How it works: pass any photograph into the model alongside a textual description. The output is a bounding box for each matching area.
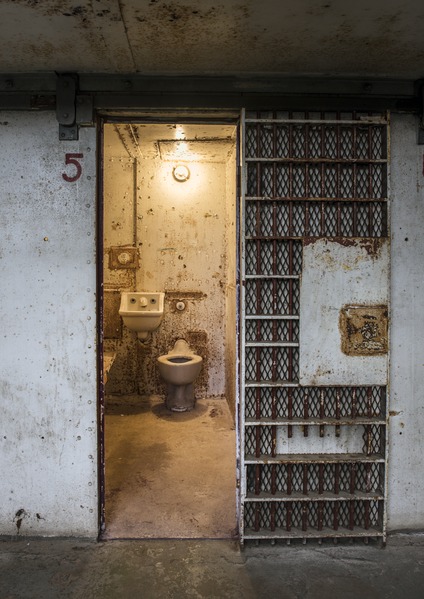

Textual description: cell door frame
[96,110,244,539]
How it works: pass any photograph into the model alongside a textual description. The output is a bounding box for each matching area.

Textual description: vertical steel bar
[271,424,277,458]
[270,502,276,532]
[364,501,370,530]
[337,161,341,204]
[333,502,339,531]
[366,424,373,456]
[367,387,373,417]
[273,123,277,198]
[335,388,341,437]
[288,201,293,236]
[287,463,292,495]
[271,387,277,420]
[303,463,308,495]
[318,502,324,531]
[319,388,325,437]
[337,201,342,236]
[318,463,324,494]
[255,387,261,419]
[288,388,293,438]
[255,425,261,459]
[254,464,261,495]
[352,124,357,161]
[271,464,277,495]
[257,161,261,197]
[254,503,261,532]
[336,120,341,160]
[286,501,292,531]
[303,390,309,437]
[302,504,308,532]
[352,163,357,200]
[334,463,340,495]
[256,118,261,160]
[305,194,310,235]
[256,199,261,237]
[349,500,355,530]
[273,239,277,275]
[350,463,356,494]
[351,387,357,419]
[288,117,293,199]
[320,121,325,205]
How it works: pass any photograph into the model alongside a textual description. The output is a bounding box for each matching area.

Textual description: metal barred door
[240,110,389,543]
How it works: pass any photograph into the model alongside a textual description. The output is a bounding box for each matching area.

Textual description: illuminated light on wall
[172,164,190,182]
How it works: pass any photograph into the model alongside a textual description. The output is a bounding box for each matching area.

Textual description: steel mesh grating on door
[240,110,389,543]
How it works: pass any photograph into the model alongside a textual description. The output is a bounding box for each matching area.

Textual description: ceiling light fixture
[173,164,190,182]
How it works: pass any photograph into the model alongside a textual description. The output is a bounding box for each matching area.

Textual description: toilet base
[165,382,195,412]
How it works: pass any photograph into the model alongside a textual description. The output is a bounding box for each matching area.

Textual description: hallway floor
[1,536,424,598]
[104,395,237,539]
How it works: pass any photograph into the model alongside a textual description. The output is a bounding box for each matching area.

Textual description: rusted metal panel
[340,304,388,356]
[108,245,139,269]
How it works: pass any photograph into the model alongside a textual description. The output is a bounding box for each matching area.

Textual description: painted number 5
[62,153,83,182]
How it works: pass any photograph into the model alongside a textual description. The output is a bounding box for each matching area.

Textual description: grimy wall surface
[388,114,424,530]
[0,113,98,536]
[0,111,423,536]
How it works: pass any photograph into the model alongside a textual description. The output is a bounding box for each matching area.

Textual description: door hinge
[56,73,93,141]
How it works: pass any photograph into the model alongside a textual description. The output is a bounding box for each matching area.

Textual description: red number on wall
[62,153,84,182]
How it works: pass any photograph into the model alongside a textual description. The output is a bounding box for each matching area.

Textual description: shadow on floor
[104,395,237,540]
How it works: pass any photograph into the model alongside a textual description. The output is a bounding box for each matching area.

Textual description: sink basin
[119,292,165,339]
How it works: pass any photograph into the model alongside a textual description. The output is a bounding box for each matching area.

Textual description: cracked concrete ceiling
[0,0,423,79]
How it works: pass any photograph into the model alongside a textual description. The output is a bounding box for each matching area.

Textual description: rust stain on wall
[303,237,385,258]
[109,246,139,270]
[103,290,122,339]
[340,304,388,356]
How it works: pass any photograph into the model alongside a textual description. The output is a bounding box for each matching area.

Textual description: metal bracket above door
[56,73,94,140]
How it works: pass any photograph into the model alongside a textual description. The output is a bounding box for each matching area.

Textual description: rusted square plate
[340,305,388,356]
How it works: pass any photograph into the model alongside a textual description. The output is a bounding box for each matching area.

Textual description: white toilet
[157,339,203,412]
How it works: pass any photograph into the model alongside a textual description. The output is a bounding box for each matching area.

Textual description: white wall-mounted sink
[119,292,165,339]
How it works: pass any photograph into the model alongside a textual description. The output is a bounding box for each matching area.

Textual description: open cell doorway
[99,115,240,539]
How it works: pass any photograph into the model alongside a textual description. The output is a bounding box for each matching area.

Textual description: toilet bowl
[157,339,203,412]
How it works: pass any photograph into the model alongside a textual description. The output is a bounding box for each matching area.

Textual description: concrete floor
[104,395,237,539]
[1,536,424,598]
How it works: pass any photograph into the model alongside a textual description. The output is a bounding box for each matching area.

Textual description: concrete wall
[388,113,424,530]
[0,113,98,537]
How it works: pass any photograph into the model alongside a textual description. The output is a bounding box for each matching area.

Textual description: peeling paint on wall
[300,237,389,386]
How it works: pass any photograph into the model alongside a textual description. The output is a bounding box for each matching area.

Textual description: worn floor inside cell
[104,395,237,539]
